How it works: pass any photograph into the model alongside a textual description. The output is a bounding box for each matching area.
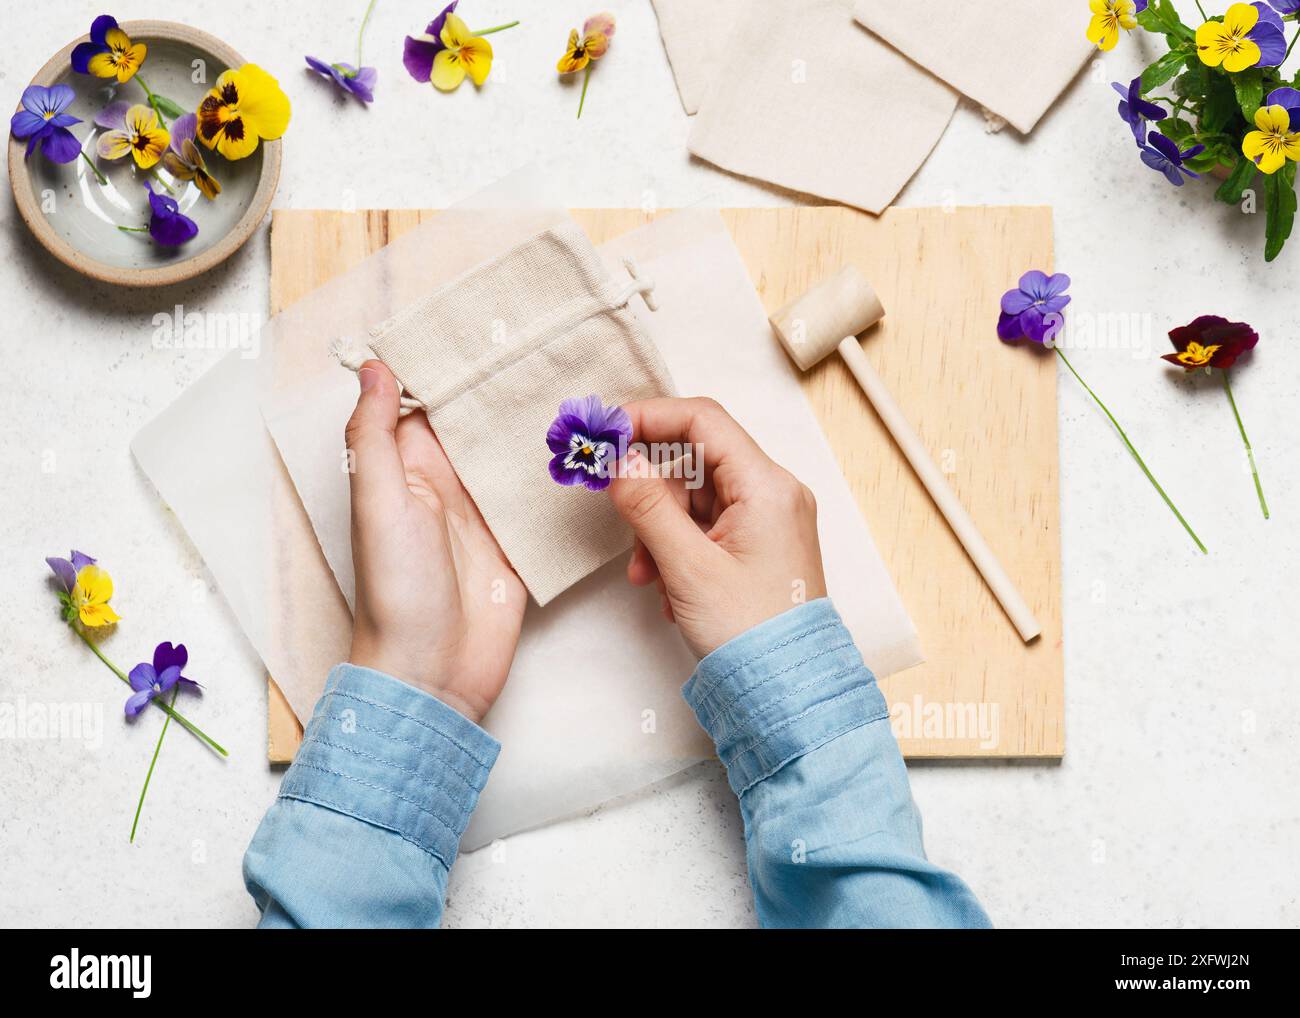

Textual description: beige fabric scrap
[854,0,1095,134]
[684,0,958,214]
[368,222,675,606]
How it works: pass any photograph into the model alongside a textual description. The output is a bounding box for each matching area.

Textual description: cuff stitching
[277,791,454,869]
[289,761,466,842]
[320,714,485,796]
[730,711,886,797]
[326,689,495,770]
[699,618,841,694]
[309,737,476,818]
[736,664,865,730]
[708,640,854,719]
[728,682,888,760]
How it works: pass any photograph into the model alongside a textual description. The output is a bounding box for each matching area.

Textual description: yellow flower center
[1176,341,1221,367]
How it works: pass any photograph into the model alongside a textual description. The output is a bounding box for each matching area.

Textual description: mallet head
[769,266,886,372]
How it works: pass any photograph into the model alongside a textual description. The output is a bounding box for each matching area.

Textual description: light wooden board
[267,206,1063,762]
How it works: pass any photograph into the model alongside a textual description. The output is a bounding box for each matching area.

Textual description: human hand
[345,360,526,724]
[608,398,827,659]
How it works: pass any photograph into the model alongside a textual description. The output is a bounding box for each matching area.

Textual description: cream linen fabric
[367,221,675,606]
[684,0,958,214]
[854,0,1094,134]
[650,0,741,114]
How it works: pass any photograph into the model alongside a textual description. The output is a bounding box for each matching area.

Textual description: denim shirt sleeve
[243,664,498,928]
[684,598,991,929]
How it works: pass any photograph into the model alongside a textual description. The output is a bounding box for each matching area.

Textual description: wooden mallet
[770,266,1041,643]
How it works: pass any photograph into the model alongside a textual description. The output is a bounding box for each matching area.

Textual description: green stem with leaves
[1054,347,1207,553]
[130,686,176,842]
[1222,370,1269,519]
[72,624,228,756]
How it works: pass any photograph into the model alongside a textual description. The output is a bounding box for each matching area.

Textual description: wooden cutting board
[267,206,1063,761]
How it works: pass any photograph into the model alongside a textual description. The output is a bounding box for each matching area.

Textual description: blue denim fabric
[245,599,989,928]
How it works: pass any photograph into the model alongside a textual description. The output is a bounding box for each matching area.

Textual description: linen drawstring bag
[366,220,675,606]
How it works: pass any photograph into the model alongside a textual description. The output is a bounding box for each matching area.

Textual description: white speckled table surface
[2,1,1296,929]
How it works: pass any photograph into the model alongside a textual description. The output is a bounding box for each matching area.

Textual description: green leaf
[1174,63,1209,99]
[1157,117,1195,142]
[153,94,188,119]
[1263,164,1297,262]
[1141,0,1196,41]
[1141,49,1192,91]
[1201,75,1240,133]
[1233,68,1263,120]
[1215,153,1257,205]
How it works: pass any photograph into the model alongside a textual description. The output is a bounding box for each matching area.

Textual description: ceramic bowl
[7,20,281,287]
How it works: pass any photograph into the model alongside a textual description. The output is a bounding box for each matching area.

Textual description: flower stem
[117,225,149,233]
[1222,370,1269,519]
[146,167,175,195]
[578,64,592,119]
[1284,27,1300,65]
[357,0,378,68]
[79,150,109,186]
[134,73,169,126]
[130,686,175,843]
[1194,1,1208,21]
[1054,347,1207,554]
[72,624,229,756]
[473,21,521,36]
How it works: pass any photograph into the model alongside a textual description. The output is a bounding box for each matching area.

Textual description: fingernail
[358,367,379,392]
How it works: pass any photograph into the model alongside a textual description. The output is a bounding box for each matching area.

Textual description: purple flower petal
[125,689,155,717]
[1018,307,1049,344]
[71,41,104,75]
[1251,23,1287,67]
[70,550,96,571]
[1146,132,1181,163]
[128,663,158,693]
[153,641,188,674]
[581,471,613,492]
[10,109,46,139]
[150,208,200,246]
[95,101,131,131]
[996,311,1024,342]
[1000,287,1034,315]
[46,83,76,115]
[89,14,118,47]
[46,556,77,593]
[39,126,83,164]
[168,112,197,154]
[1265,87,1300,121]
[547,412,584,453]
[549,451,582,484]
[403,1,459,82]
[1017,270,1051,300]
[1041,294,1072,315]
[156,665,182,693]
[1040,273,1071,299]
[305,55,335,76]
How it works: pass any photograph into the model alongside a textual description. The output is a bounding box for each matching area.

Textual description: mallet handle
[836,337,1042,643]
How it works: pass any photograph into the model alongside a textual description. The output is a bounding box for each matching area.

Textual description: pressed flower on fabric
[996,271,1071,344]
[547,395,632,491]
[10,85,83,164]
[71,14,146,84]
[1162,316,1268,518]
[558,12,616,118]
[1141,132,1205,186]
[1243,104,1300,175]
[95,102,169,169]
[197,64,291,160]
[1087,0,1148,52]
[161,113,221,199]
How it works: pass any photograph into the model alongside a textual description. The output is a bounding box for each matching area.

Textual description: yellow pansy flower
[1087,0,1139,52]
[557,13,616,73]
[1242,104,1300,175]
[1196,3,1262,72]
[431,14,494,91]
[72,565,121,628]
[197,64,291,161]
[95,103,170,170]
[72,15,147,84]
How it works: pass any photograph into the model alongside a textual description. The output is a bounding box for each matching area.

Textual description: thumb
[345,359,406,507]
[609,452,712,580]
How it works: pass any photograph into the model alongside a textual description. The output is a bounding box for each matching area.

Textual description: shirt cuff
[682,598,889,797]
[278,664,500,869]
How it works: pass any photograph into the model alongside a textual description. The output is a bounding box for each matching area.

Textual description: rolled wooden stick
[770,267,1041,643]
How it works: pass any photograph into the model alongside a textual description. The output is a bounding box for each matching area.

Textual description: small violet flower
[161,113,221,199]
[996,270,1071,344]
[71,14,147,84]
[306,57,377,103]
[1113,77,1165,146]
[10,85,83,165]
[144,180,199,246]
[126,642,201,717]
[547,395,632,491]
[1087,1,1148,52]
[94,102,169,170]
[1140,132,1204,186]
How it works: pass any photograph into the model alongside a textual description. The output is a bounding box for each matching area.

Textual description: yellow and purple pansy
[1243,97,1300,175]
[403,2,459,82]
[9,85,83,164]
[1196,2,1287,71]
[557,12,616,118]
[71,14,147,84]
[197,64,291,160]
[1087,0,1148,51]
[161,113,221,199]
[94,101,169,169]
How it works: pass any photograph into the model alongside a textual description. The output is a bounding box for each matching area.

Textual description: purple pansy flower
[46,550,96,594]
[1265,87,1300,123]
[144,181,198,246]
[125,641,201,717]
[1140,132,1205,187]
[1250,2,1288,67]
[997,271,1071,344]
[306,56,377,102]
[1264,0,1300,13]
[404,2,459,83]
[546,395,632,491]
[10,84,83,164]
[1112,77,1166,146]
